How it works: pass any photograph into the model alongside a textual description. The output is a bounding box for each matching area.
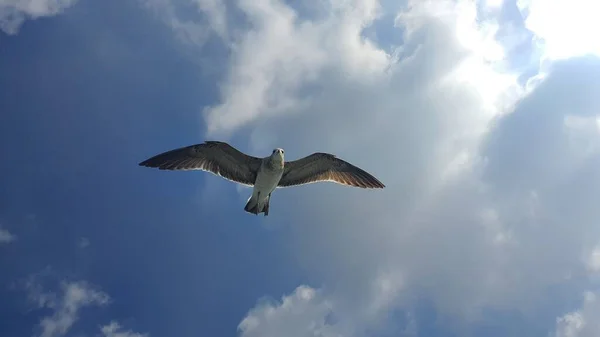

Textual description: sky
[1,0,600,336]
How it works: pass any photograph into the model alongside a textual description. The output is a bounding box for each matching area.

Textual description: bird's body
[139,141,384,216]
[244,149,285,216]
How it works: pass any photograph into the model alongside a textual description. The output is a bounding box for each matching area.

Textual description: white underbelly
[253,169,283,201]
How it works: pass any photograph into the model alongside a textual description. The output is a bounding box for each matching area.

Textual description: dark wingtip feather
[367,173,385,188]
[138,148,187,170]
[138,156,164,169]
[139,160,151,167]
[138,159,153,167]
[350,165,385,189]
[369,177,385,188]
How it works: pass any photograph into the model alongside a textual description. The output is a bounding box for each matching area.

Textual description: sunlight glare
[521,0,600,60]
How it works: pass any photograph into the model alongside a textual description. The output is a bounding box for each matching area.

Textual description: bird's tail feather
[244,195,260,215]
[244,195,270,216]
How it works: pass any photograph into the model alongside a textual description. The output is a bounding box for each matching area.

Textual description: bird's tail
[244,194,270,216]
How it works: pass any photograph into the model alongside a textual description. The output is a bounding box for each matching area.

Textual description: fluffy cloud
[555,291,600,337]
[238,286,346,337]
[0,0,77,35]
[152,0,600,335]
[240,279,413,337]
[0,226,15,243]
[202,0,390,135]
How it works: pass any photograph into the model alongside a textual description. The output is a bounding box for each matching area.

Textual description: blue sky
[2,0,600,336]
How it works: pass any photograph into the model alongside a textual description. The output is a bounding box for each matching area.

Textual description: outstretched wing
[278,153,385,188]
[139,141,262,186]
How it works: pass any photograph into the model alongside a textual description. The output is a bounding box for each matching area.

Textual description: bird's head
[271,148,284,161]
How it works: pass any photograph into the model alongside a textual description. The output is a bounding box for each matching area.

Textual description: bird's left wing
[139,141,262,186]
[278,153,385,188]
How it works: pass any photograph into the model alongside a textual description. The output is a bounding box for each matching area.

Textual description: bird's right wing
[139,141,262,186]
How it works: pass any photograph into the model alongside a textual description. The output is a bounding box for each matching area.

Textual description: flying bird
[139,141,385,216]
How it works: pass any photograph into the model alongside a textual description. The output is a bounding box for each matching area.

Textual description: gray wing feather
[278,153,385,188]
[139,141,262,186]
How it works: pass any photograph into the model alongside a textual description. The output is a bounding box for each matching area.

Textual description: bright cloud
[0,0,78,35]
[519,0,600,60]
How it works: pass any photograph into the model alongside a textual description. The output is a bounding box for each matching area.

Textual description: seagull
[139,141,385,216]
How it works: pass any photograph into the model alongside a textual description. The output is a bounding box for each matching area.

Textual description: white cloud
[29,280,110,337]
[483,0,503,10]
[240,281,418,337]
[518,0,600,61]
[101,321,148,337]
[0,226,16,243]
[0,0,77,35]
[555,291,600,337]
[239,286,347,337]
